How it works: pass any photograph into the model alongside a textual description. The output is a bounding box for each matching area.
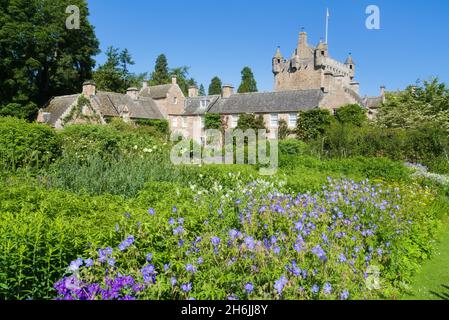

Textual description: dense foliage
[296,109,333,141]
[377,78,449,132]
[208,77,223,96]
[0,117,61,171]
[237,67,258,94]
[236,114,267,131]
[0,0,99,119]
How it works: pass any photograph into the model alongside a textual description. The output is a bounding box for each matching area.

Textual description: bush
[335,104,367,126]
[296,109,333,141]
[279,139,308,156]
[205,113,222,130]
[134,119,169,136]
[0,117,61,171]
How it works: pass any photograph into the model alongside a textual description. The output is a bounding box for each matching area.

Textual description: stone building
[37,78,183,129]
[38,29,384,136]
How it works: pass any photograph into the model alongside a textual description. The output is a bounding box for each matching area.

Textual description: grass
[404,217,449,300]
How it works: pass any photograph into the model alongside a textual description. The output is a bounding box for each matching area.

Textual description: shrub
[278,119,290,140]
[236,113,267,131]
[0,117,61,171]
[205,113,222,130]
[296,109,333,141]
[279,139,308,156]
[335,104,367,127]
[134,119,169,136]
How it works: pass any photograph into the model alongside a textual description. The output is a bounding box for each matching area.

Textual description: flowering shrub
[54,179,438,300]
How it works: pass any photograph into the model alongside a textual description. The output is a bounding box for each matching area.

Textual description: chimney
[82,80,96,98]
[126,87,139,100]
[188,85,198,98]
[172,76,177,85]
[380,85,386,103]
[222,84,234,98]
[299,31,308,48]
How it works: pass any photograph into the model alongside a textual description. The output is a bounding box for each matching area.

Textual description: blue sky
[86,0,449,96]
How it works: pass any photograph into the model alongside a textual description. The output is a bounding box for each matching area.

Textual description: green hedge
[0,117,61,171]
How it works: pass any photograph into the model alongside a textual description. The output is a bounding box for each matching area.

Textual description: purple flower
[68,258,83,273]
[171,277,177,286]
[245,282,254,294]
[173,226,185,235]
[169,218,175,225]
[178,218,184,225]
[229,229,240,240]
[172,206,178,213]
[107,258,116,267]
[148,208,155,215]
[197,257,204,265]
[146,253,153,262]
[311,284,320,294]
[340,290,350,300]
[84,258,94,268]
[323,282,332,295]
[311,245,327,261]
[141,264,156,284]
[118,236,135,252]
[181,283,192,292]
[244,236,255,250]
[164,264,170,271]
[186,264,197,274]
[274,276,288,295]
[211,236,221,246]
[339,253,347,263]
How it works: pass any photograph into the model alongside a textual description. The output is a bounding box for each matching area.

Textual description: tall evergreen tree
[237,67,258,93]
[150,54,170,85]
[93,47,143,93]
[208,77,223,95]
[199,84,206,96]
[0,0,99,119]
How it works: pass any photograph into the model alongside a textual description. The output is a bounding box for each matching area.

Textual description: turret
[345,53,355,79]
[315,39,328,66]
[272,46,283,75]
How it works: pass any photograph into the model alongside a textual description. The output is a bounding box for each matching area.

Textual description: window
[270,113,279,128]
[200,100,209,108]
[288,113,297,128]
[350,65,353,70]
[332,109,337,116]
[231,115,239,128]
[321,51,325,56]
[172,117,178,127]
[173,96,178,105]
[277,59,281,63]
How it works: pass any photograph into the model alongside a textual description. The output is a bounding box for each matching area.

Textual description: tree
[335,104,367,127]
[296,109,333,141]
[208,77,223,95]
[205,113,222,130]
[237,67,258,93]
[236,113,266,131]
[199,84,206,96]
[278,119,290,140]
[170,67,196,96]
[150,54,170,85]
[0,0,99,120]
[93,47,145,93]
[377,78,449,132]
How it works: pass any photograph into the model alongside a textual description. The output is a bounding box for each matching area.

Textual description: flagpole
[325,8,329,44]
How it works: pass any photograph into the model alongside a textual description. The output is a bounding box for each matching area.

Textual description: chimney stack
[82,80,96,98]
[222,84,234,98]
[126,87,139,100]
[380,85,386,103]
[172,76,177,85]
[188,85,198,98]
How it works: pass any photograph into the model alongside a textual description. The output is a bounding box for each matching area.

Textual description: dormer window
[200,100,209,108]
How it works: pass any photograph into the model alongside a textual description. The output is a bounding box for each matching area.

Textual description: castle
[37,29,384,140]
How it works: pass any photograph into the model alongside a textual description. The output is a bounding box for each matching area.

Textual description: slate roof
[140,84,173,99]
[41,91,164,126]
[40,94,79,126]
[92,92,164,120]
[207,90,324,114]
[182,95,221,115]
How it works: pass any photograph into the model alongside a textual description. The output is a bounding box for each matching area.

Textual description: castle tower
[272,47,283,75]
[345,53,355,81]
